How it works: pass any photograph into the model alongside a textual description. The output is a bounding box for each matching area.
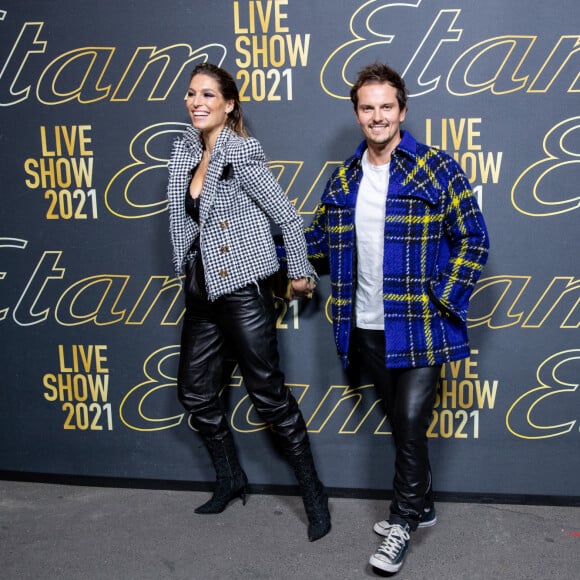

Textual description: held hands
[290,276,317,299]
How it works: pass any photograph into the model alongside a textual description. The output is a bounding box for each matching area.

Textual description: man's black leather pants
[355,328,441,531]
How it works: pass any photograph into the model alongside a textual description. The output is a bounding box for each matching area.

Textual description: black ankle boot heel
[195,473,248,514]
[195,433,248,515]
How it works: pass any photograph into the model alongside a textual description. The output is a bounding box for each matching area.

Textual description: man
[291,63,489,573]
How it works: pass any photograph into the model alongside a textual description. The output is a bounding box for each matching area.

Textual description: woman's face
[186,73,233,141]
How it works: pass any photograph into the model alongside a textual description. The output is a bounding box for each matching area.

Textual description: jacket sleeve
[303,201,330,260]
[430,162,490,322]
[235,137,316,279]
[276,170,335,268]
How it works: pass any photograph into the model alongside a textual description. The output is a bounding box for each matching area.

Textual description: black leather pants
[355,329,441,531]
[178,279,308,456]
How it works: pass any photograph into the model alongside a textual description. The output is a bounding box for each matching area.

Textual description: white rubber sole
[369,553,403,573]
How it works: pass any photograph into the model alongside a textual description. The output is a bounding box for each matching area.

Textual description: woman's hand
[290,276,316,299]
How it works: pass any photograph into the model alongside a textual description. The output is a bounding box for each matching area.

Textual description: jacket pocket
[426,284,461,324]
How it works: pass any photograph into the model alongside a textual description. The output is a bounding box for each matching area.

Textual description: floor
[1,480,579,579]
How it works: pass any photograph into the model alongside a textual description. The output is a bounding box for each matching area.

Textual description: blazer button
[220,219,229,229]
[220,245,229,254]
[219,269,228,278]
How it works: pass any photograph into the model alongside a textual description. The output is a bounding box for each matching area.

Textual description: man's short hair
[350,63,408,111]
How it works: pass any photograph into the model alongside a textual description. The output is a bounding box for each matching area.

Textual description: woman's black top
[185,192,200,224]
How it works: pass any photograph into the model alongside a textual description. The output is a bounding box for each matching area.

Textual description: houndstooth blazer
[167,126,315,300]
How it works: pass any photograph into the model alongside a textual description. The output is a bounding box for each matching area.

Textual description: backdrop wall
[1,0,578,501]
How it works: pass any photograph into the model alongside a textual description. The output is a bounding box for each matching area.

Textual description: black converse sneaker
[369,523,410,573]
[373,505,437,536]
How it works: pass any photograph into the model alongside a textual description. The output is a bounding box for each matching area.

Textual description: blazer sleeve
[234,137,316,279]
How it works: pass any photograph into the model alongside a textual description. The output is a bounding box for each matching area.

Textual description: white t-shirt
[355,150,390,330]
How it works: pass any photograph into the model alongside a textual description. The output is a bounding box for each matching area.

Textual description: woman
[166,63,330,541]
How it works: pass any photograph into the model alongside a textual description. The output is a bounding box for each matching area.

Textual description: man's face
[354,82,406,150]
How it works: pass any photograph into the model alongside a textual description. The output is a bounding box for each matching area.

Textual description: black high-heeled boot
[195,433,248,514]
[287,445,331,541]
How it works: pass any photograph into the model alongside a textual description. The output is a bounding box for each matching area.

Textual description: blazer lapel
[199,129,231,226]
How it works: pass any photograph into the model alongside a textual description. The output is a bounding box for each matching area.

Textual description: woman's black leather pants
[177,279,308,455]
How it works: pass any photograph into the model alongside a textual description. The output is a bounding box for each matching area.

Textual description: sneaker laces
[377,525,410,559]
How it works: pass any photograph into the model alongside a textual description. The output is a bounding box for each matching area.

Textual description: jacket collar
[181,125,233,162]
[394,129,417,162]
[322,131,416,207]
[393,131,442,206]
[358,130,439,205]
[350,130,417,164]
[344,131,441,207]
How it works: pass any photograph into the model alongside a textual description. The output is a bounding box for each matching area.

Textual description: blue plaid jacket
[167,126,315,300]
[305,131,489,368]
